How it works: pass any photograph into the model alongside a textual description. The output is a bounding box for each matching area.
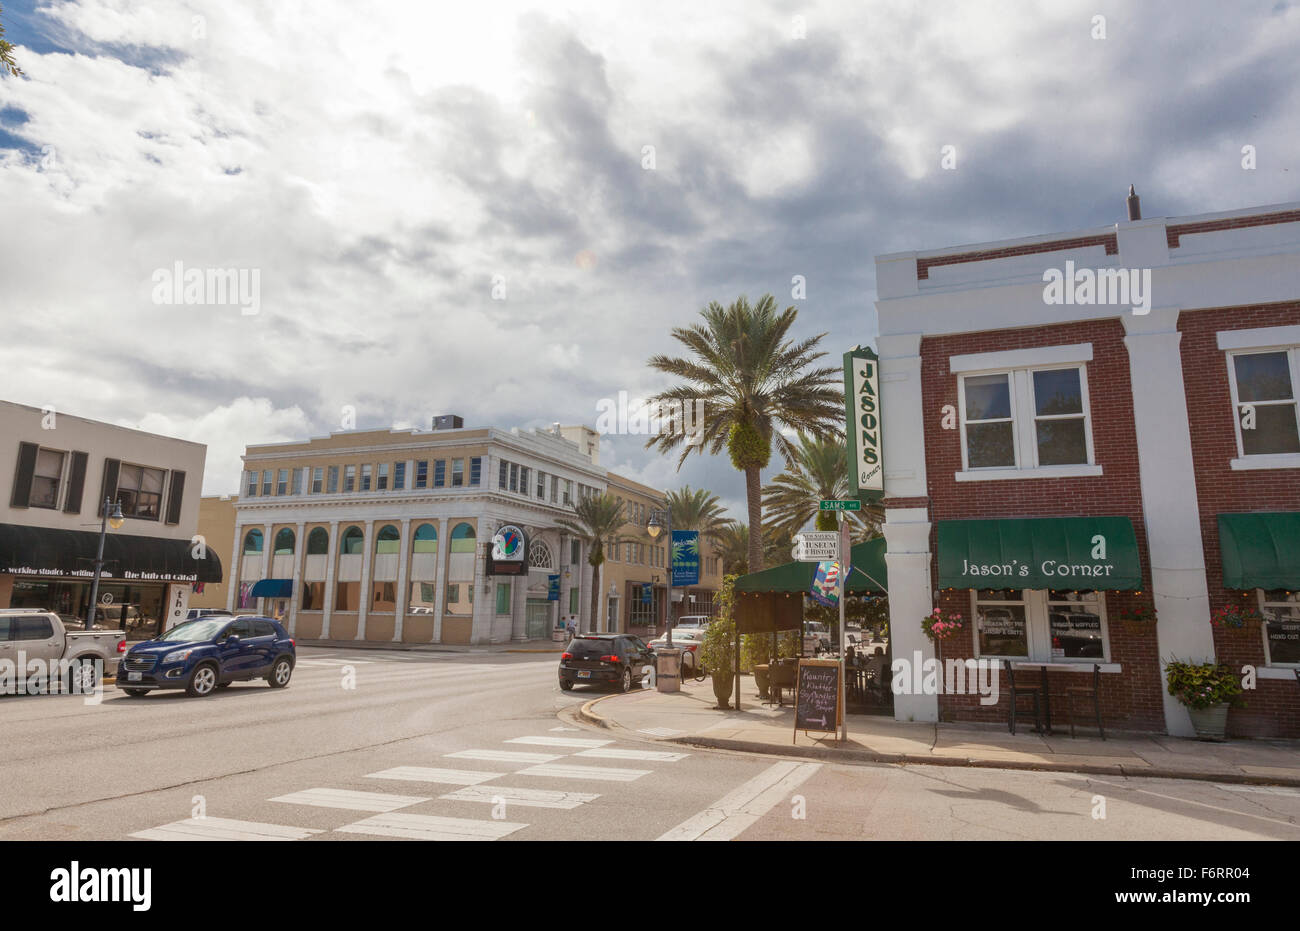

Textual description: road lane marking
[573,748,688,762]
[656,761,822,841]
[131,817,323,841]
[439,785,600,809]
[270,788,430,811]
[506,736,612,749]
[367,767,506,785]
[335,812,527,840]
[446,749,565,764]
[549,726,579,732]
[515,763,652,782]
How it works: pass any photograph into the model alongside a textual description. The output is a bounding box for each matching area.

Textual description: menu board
[794,659,841,737]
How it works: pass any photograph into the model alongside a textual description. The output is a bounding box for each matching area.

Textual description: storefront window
[1260,590,1300,666]
[117,464,166,520]
[408,581,437,613]
[1047,590,1104,659]
[301,581,325,610]
[629,585,656,625]
[974,589,1028,657]
[243,528,263,555]
[372,581,397,611]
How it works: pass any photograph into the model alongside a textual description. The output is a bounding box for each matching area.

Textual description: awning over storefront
[1218,512,1300,590]
[0,522,223,583]
[249,578,293,599]
[937,517,1141,590]
[733,537,889,595]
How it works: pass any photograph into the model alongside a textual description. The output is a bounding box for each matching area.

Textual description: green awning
[937,517,1141,590]
[733,537,888,594]
[1218,512,1300,590]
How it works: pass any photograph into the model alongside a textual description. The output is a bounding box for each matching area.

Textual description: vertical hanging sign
[844,346,884,502]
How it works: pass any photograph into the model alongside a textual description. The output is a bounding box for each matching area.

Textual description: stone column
[392,517,412,642]
[287,520,305,636]
[355,518,375,641]
[470,516,493,644]
[226,521,243,613]
[320,519,340,640]
[1123,308,1216,737]
[511,567,528,641]
[432,517,449,643]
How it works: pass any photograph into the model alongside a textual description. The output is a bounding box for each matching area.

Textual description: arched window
[528,540,553,569]
[413,523,438,554]
[307,527,329,555]
[375,524,400,554]
[274,528,295,555]
[450,522,476,553]
[243,528,263,555]
[341,525,365,555]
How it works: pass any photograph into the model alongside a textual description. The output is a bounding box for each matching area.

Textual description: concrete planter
[1187,702,1230,741]
[711,670,734,709]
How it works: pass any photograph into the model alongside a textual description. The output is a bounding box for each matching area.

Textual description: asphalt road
[0,648,1296,841]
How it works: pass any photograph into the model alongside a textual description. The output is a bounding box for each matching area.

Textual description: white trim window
[957,363,1098,480]
[1258,589,1300,667]
[29,448,66,509]
[1226,347,1300,462]
[971,589,1110,663]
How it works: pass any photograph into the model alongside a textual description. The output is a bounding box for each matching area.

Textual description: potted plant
[1165,660,1244,741]
[701,575,738,709]
[1211,600,1264,630]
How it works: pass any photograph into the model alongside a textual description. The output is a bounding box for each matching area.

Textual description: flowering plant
[922,608,965,642]
[1118,603,1157,623]
[1211,601,1264,629]
[1165,660,1243,710]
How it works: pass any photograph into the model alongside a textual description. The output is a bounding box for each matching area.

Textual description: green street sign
[819,499,861,511]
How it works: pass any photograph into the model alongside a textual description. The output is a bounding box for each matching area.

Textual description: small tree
[699,574,738,677]
[556,492,630,634]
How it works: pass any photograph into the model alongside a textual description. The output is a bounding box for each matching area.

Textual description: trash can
[656,648,682,693]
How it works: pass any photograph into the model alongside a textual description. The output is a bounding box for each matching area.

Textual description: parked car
[0,609,126,692]
[804,621,832,654]
[647,628,705,672]
[675,615,712,632]
[117,615,295,698]
[558,633,655,692]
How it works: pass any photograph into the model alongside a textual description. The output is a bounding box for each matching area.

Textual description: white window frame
[1257,588,1300,669]
[1224,345,1300,470]
[956,362,1100,481]
[29,447,67,510]
[970,589,1112,664]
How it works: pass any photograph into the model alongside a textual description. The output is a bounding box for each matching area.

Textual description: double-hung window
[393,461,405,490]
[377,462,389,490]
[290,468,304,495]
[499,460,509,490]
[261,470,273,496]
[536,470,546,498]
[469,457,481,485]
[957,357,1096,479]
[276,469,288,496]
[433,460,446,488]
[311,467,324,494]
[518,466,528,494]
[1227,348,1300,459]
[246,470,259,497]
[343,465,356,493]
[452,459,464,487]
[509,463,519,492]
[30,448,65,509]
[415,460,428,489]
[327,466,339,493]
[360,464,372,492]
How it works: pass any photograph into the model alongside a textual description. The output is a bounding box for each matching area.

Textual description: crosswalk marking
[515,762,652,782]
[439,785,600,809]
[573,747,688,762]
[366,767,506,786]
[506,735,612,749]
[270,787,430,811]
[446,749,565,764]
[656,761,822,841]
[637,727,683,737]
[335,812,527,840]
[131,817,323,841]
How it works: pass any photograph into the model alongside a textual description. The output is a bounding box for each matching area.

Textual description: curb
[662,735,1300,787]
[578,693,618,729]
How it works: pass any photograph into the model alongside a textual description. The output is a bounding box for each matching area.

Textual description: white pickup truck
[0,609,126,694]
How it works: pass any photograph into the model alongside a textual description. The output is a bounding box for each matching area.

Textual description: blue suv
[117,615,296,698]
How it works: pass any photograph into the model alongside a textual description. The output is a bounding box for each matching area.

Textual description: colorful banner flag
[810,560,840,607]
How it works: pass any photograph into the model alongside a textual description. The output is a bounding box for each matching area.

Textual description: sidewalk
[295,638,564,654]
[579,676,1300,786]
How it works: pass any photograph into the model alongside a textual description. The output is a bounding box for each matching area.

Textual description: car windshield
[156,618,230,642]
[568,637,615,658]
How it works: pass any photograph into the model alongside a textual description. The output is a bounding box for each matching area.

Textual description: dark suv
[559,633,655,692]
[117,615,295,697]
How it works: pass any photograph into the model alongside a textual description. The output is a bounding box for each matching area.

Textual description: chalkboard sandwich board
[794,658,842,743]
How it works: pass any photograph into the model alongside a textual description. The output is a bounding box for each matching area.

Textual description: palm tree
[647,294,843,573]
[0,5,21,78]
[762,433,882,538]
[714,521,751,576]
[556,492,630,633]
[664,486,729,543]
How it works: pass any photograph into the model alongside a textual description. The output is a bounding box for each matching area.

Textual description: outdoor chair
[1063,663,1105,740]
[1004,660,1044,736]
[769,661,797,707]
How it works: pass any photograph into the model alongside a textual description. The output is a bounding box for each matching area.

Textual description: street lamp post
[86,497,125,631]
[646,509,673,647]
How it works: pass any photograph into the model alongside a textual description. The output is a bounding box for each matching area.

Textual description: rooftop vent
[432,415,464,430]
[1126,184,1141,221]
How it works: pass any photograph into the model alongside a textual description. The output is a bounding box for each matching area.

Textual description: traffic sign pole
[838,513,847,741]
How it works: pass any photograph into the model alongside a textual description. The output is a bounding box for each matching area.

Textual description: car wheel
[67,658,98,694]
[185,663,218,697]
[267,657,293,689]
[122,688,148,697]
[559,679,574,691]
[618,668,632,693]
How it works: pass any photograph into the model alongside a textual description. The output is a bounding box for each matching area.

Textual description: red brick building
[874,196,1300,737]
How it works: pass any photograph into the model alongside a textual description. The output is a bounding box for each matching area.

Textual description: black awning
[0,522,223,584]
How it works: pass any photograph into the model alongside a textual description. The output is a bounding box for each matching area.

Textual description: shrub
[1165,660,1244,710]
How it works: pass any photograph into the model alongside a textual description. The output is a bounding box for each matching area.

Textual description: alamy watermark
[151,260,260,315]
[0,653,105,705]
[1043,260,1151,315]
[594,391,705,446]
[891,651,1001,705]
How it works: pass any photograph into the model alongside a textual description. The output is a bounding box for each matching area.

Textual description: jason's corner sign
[844,346,883,501]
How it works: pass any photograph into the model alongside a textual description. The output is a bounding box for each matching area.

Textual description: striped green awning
[1218,512,1300,590]
[937,517,1142,590]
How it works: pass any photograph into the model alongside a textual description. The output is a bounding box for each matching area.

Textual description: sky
[0,0,1296,518]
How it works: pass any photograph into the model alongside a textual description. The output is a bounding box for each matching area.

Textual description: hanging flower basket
[1211,602,1264,630]
[922,608,965,642]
